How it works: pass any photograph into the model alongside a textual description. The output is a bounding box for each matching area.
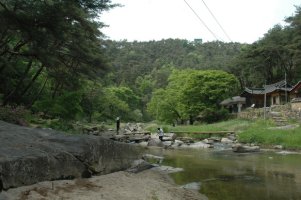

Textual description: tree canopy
[1,2,301,127]
[147,69,239,124]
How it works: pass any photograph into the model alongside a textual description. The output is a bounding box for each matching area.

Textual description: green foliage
[198,107,229,123]
[32,91,83,120]
[0,0,114,107]
[97,86,140,121]
[103,39,243,86]
[182,70,239,120]
[230,10,301,87]
[2,1,301,129]
[148,69,239,124]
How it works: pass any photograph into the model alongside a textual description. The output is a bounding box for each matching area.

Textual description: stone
[147,138,164,147]
[203,139,214,144]
[0,121,141,190]
[126,159,154,173]
[227,135,236,141]
[137,142,148,147]
[176,137,194,144]
[232,143,260,153]
[162,137,174,141]
[151,165,184,174]
[185,141,211,149]
[208,137,221,142]
[221,137,234,144]
[143,154,164,160]
[274,145,283,150]
[128,135,151,142]
[163,133,177,140]
[173,140,184,146]
[181,182,201,190]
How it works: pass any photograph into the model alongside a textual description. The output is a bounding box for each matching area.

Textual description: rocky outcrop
[0,121,142,191]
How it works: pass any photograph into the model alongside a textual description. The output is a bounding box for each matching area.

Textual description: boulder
[226,134,236,141]
[0,121,142,191]
[208,137,221,142]
[221,137,234,144]
[171,140,184,148]
[147,138,164,147]
[137,141,148,147]
[274,145,284,150]
[128,135,151,142]
[176,137,194,144]
[126,159,154,173]
[163,133,177,141]
[185,141,211,149]
[203,139,214,144]
[142,154,164,164]
[232,144,260,153]
[162,141,173,148]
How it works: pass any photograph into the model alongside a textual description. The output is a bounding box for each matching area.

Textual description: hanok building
[220,80,301,113]
[220,96,246,113]
[241,80,301,108]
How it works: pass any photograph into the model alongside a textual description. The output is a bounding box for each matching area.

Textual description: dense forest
[1,0,301,129]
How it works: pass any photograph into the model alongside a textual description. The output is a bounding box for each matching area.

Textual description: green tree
[98,86,139,121]
[148,69,239,124]
[181,70,239,123]
[0,0,115,106]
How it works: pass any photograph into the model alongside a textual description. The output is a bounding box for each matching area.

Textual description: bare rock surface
[0,121,141,191]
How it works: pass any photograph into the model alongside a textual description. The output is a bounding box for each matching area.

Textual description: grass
[238,120,301,149]
[149,118,301,150]
[168,119,251,132]
[147,119,253,139]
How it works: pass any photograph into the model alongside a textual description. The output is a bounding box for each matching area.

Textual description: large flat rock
[0,121,142,191]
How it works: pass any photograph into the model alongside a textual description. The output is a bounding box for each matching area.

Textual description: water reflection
[150,149,301,200]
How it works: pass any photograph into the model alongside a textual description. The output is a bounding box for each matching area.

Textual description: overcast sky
[101,0,301,43]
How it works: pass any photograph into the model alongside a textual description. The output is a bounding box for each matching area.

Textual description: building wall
[292,102,301,112]
[270,93,280,105]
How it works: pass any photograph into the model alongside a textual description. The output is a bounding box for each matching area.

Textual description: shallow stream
[149,148,301,200]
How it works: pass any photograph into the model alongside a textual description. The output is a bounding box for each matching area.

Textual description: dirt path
[0,170,207,200]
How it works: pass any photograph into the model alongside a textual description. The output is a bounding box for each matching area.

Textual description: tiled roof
[244,80,292,95]
[220,96,246,105]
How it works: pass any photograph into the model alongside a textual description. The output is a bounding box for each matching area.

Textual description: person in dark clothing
[116,117,120,134]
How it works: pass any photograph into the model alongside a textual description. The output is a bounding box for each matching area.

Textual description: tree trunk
[27,77,48,109]
[0,63,5,74]
[52,82,61,99]
[189,115,194,125]
[20,64,44,98]
[2,60,32,106]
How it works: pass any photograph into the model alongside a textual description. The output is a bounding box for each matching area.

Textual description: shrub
[0,105,30,125]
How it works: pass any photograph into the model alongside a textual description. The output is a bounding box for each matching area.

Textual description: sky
[101,0,301,43]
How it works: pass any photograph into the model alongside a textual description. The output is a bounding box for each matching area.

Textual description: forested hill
[102,39,243,86]
[1,0,301,126]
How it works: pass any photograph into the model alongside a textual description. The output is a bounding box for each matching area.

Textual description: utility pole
[285,72,287,104]
[263,82,267,120]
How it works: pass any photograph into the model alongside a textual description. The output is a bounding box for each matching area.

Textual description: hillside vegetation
[1,1,301,130]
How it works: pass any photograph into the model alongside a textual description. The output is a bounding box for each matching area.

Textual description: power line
[183,0,222,41]
[200,0,233,42]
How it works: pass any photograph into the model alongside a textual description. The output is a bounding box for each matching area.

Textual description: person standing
[157,127,164,141]
[116,117,120,134]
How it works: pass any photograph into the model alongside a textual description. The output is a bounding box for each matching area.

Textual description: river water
[149,148,301,200]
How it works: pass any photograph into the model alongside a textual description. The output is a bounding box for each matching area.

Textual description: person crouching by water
[157,128,164,141]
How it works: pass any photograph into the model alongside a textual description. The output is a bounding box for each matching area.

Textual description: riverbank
[0,169,207,200]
